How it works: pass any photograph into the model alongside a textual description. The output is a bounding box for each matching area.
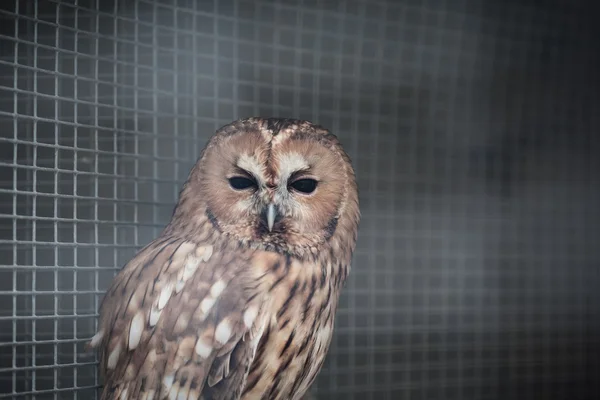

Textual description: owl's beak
[266,203,277,232]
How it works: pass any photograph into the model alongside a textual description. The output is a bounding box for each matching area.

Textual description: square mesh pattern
[1,0,599,399]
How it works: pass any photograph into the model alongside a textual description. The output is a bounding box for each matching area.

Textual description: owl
[88,117,360,400]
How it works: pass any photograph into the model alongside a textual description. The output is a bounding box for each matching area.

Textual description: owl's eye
[289,178,318,194]
[229,176,257,190]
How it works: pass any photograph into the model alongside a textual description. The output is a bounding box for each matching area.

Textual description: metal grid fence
[1,0,599,399]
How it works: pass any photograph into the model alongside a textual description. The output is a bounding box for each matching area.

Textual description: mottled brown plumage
[89,118,360,400]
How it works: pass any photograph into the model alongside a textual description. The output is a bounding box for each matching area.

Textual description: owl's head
[169,118,360,259]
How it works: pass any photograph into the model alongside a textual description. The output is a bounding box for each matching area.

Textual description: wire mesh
[1,0,599,399]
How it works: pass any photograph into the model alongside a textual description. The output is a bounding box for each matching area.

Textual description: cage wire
[1,0,599,399]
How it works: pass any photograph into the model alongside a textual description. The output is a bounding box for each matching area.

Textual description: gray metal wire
[0,0,599,399]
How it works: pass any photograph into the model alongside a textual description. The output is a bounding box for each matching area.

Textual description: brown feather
[95,239,274,399]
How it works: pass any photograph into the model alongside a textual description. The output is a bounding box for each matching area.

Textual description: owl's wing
[90,236,272,400]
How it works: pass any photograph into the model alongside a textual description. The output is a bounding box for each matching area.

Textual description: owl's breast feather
[242,252,341,400]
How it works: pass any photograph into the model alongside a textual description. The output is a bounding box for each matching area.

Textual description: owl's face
[174,118,359,256]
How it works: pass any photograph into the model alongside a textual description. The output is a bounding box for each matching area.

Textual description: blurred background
[1,0,599,399]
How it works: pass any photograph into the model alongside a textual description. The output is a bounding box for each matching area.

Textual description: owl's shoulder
[92,236,277,399]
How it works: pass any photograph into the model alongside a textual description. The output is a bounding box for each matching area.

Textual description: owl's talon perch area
[91,118,360,399]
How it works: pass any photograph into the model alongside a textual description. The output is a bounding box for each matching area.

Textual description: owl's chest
[242,269,339,400]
